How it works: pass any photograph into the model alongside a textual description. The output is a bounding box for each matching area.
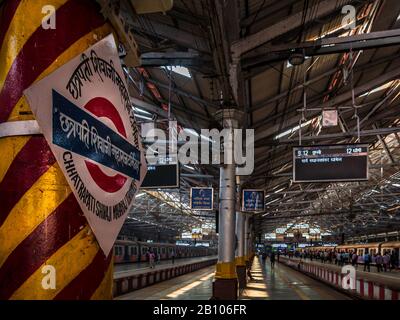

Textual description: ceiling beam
[231,0,356,58]
[243,29,400,68]
[255,66,400,142]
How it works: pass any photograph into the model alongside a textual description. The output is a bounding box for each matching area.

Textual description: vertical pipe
[0,0,113,300]
[235,212,245,264]
[216,150,237,276]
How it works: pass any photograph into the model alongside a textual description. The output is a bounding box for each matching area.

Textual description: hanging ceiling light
[288,49,306,66]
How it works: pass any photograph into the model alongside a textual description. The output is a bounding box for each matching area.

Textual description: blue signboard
[190,187,213,210]
[52,90,141,180]
[242,189,265,212]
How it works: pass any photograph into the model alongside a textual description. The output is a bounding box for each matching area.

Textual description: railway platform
[279,256,400,300]
[113,256,217,297]
[115,256,353,300]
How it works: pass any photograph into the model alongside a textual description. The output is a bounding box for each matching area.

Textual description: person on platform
[390,252,397,270]
[171,250,175,264]
[383,252,390,272]
[352,251,358,268]
[149,250,155,268]
[363,251,371,272]
[375,253,383,272]
[270,251,276,268]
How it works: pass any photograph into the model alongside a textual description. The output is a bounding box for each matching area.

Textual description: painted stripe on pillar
[0,194,84,299]
[55,251,112,300]
[0,0,22,57]
[0,136,30,183]
[91,260,113,300]
[10,226,99,300]
[0,163,71,268]
[0,0,67,91]
[0,0,113,300]
[6,24,112,122]
[0,137,56,227]
[0,0,105,123]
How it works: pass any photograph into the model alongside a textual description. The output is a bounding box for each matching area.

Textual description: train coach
[113,240,217,264]
[304,241,400,266]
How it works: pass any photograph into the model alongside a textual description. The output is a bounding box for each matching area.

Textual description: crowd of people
[291,249,398,272]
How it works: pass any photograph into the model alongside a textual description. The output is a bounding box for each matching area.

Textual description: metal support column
[235,211,246,289]
[212,109,243,300]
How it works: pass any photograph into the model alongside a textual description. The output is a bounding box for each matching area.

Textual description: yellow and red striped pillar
[0,0,115,300]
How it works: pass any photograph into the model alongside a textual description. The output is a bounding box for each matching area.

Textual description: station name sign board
[24,35,147,255]
[190,187,213,210]
[242,189,265,212]
[293,144,369,183]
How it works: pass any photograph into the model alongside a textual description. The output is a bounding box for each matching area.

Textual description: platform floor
[115,265,215,300]
[116,257,351,300]
[114,256,217,278]
[242,258,351,300]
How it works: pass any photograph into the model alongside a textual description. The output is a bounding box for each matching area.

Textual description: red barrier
[279,257,400,300]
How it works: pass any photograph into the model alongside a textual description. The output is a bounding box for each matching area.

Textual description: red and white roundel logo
[83,97,128,193]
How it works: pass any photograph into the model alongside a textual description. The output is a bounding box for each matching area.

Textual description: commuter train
[113,239,217,263]
[302,241,400,265]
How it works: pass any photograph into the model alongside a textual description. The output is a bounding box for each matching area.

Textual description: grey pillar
[218,158,236,263]
[213,109,243,300]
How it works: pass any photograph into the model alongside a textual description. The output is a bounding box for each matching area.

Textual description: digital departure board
[293,144,369,183]
[141,163,180,189]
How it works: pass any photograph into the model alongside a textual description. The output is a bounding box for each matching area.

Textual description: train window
[115,246,122,255]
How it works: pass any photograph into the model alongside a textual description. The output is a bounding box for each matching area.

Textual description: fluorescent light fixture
[359,81,395,98]
[183,128,199,136]
[287,56,311,68]
[274,187,286,193]
[136,192,146,198]
[265,198,279,205]
[161,66,192,78]
[274,118,316,140]
[134,107,152,115]
[184,165,196,171]
[393,183,400,187]
[135,114,153,121]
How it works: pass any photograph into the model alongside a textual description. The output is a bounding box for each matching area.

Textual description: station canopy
[100,0,400,241]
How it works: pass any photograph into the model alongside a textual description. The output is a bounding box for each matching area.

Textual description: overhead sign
[190,187,213,210]
[322,110,338,127]
[24,34,147,255]
[141,163,179,189]
[293,144,369,183]
[242,189,265,212]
